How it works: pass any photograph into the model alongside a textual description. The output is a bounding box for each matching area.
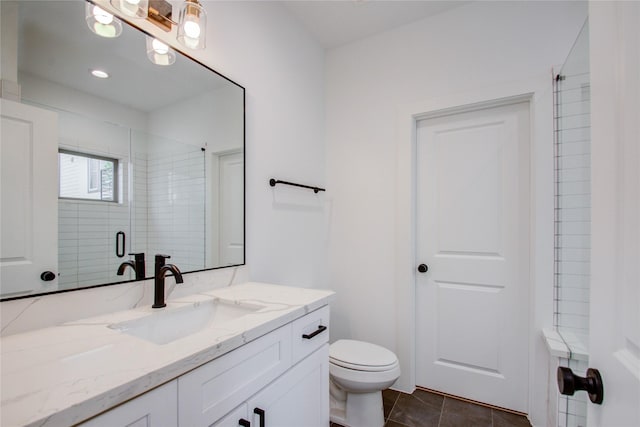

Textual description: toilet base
[330,390,385,427]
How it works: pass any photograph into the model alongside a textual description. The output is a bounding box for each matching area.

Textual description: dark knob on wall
[40,271,56,281]
[417,264,429,273]
[557,366,604,404]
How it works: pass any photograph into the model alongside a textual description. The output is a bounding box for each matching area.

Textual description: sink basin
[109,299,264,345]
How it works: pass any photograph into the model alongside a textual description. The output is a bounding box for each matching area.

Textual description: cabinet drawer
[178,324,292,426]
[291,305,330,363]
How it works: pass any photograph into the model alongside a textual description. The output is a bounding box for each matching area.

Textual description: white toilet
[329,339,401,427]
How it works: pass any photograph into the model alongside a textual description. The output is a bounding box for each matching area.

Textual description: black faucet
[152,254,184,308]
[117,253,146,281]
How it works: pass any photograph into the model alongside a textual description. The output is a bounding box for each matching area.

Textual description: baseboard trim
[415,386,529,417]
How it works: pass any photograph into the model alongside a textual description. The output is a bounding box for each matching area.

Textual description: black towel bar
[269,178,325,193]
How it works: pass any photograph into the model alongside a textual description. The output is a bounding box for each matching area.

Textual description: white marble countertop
[0,282,334,427]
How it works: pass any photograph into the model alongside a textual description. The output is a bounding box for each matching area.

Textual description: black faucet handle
[129,252,145,261]
[154,254,171,272]
[155,254,170,264]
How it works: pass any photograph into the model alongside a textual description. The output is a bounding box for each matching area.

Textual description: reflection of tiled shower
[57,115,131,290]
[553,20,590,427]
[58,117,206,290]
[131,132,205,277]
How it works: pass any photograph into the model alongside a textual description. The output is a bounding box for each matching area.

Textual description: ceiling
[13,1,468,112]
[16,1,229,113]
[280,1,470,49]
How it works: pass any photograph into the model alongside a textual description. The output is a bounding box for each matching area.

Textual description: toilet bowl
[329,339,401,427]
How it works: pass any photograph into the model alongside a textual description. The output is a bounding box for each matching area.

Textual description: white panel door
[0,99,58,296]
[219,151,244,266]
[588,1,640,425]
[415,101,530,412]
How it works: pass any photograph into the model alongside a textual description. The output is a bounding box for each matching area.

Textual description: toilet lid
[330,340,398,372]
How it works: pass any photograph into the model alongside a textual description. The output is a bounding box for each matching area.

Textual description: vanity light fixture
[176,0,207,50]
[90,69,110,78]
[110,0,149,18]
[146,36,176,66]
[85,3,123,38]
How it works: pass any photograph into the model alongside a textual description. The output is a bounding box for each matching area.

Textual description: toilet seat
[330,339,399,372]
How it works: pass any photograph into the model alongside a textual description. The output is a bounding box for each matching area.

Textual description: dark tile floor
[331,388,531,427]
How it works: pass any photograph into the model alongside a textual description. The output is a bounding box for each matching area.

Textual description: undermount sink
[109,299,264,345]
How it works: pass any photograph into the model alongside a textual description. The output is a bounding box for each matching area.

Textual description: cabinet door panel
[78,381,177,427]
[211,403,248,427]
[179,324,292,426]
[248,344,329,427]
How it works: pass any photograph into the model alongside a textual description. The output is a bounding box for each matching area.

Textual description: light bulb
[177,0,206,49]
[152,39,169,55]
[183,20,201,39]
[90,69,110,79]
[111,0,147,18]
[93,6,114,25]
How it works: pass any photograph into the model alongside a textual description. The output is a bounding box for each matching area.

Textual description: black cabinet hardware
[238,419,250,427]
[40,271,56,281]
[116,231,125,258]
[417,264,428,273]
[557,366,604,404]
[302,325,327,340]
[253,408,265,427]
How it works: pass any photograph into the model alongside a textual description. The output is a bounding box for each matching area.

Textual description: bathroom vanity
[0,283,333,427]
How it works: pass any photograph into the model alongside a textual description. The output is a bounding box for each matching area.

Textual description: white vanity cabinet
[212,345,328,427]
[78,305,330,427]
[245,344,329,427]
[178,323,293,425]
[181,305,330,427]
[78,380,178,427]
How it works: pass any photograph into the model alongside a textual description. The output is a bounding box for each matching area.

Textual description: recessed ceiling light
[90,69,110,79]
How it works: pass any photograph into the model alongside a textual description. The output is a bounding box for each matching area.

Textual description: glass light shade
[85,4,123,38]
[110,0,148,18]
[177,0,206,50]
[146,36,176,66]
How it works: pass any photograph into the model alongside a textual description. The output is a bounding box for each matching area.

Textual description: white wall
[325,1,586,425]
[19,72,147,132]
[148,84,243,153]
[207,2,326,288]
[156,0,327,289]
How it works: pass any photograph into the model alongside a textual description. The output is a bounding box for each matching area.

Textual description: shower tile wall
[557,358,589,427]
[132,134,205,275]
[554,22,591,345]
[58,167,131,289]
[59,124,205,290]
[553,21,590,427]
[57,112,134,289]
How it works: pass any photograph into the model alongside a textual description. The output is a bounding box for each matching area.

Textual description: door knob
[40,271,56,281]
[557,366,604,404]
[417,264,429,273]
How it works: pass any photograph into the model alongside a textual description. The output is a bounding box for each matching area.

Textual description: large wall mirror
[0,0,245,300]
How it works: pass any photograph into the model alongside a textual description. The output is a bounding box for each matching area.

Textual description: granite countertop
[0,282,334,427]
